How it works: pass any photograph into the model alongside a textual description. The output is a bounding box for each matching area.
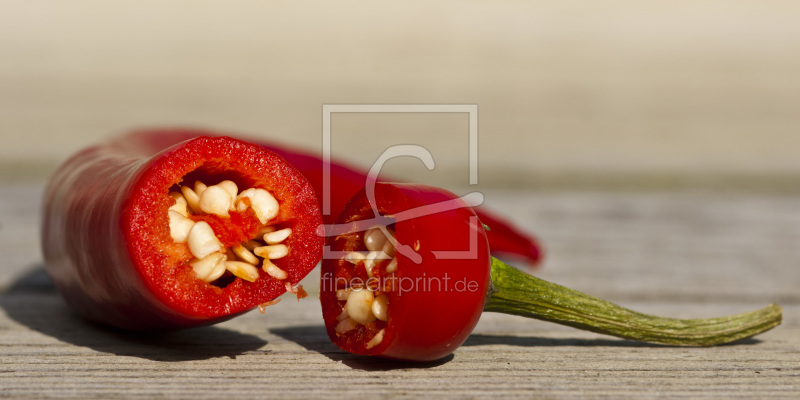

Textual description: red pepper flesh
[129,128,542,264]
[321,183,491,361]
[42,134,323,330]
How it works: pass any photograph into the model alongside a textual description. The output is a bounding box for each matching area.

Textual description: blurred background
[2,0,800,190]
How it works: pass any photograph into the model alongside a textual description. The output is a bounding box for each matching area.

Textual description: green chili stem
[483,257,782,346]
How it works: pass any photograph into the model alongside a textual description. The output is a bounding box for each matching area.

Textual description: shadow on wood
[268,323,763,369]
[1,266,268,361]
[270,324,454,370]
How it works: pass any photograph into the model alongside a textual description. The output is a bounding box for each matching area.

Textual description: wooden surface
[1,182,798,399]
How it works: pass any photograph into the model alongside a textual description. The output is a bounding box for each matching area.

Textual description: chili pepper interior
[164,168,294,287]
[326,224,396,352]
[43,135,323,329]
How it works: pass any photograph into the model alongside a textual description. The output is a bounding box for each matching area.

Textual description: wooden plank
[1,293,797,399]
[1,183,798,398]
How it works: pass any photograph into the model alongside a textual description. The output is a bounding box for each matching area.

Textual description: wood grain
[1,183,798,399]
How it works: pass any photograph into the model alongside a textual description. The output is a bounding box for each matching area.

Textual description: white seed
[365,227,397,257]
[237,188,279,224]
[225,261,260,282]
[232,244,259,265]
[364,252,377,278]
[199,185,232,217]
[263,228,292,244]
[363,251,390,278]
[168,192,189,217]
[343,251,365,264]
[217,180,238,200]
[257,225,277,236]
[335,317,358,334]
[385,258,398,273]
[168,210,195,243]
[190,253,227,282]
[364,227,389,252]
[345,288,375,325]
[263,259,288,280]
[336,307,349,322]
[254,244,289,260]
[365,329,385,349]
[235,196,250,212]
[194,181,207,196]
[336,288,351,301]
[181,186,202,214]
[382,241,396,258]
[187,221,222,259]
[236,189,257,214]
[371,294,389,322]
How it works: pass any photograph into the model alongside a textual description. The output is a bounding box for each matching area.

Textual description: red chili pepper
[320,183,782,362]
[129,128,542,264]
[41,133,323,330]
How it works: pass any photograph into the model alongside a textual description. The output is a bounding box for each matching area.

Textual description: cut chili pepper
[126,128,542,264]
[320,182,782,362]
[41,133,323,330]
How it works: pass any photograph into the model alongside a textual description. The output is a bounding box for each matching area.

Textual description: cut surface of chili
[320,183,782,362]
[42,133,323,330]
[124,128,542,265]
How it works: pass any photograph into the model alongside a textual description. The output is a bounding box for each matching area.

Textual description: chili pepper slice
[320,183,782,362]
[126,128,542,264]
[41,133,323,330]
